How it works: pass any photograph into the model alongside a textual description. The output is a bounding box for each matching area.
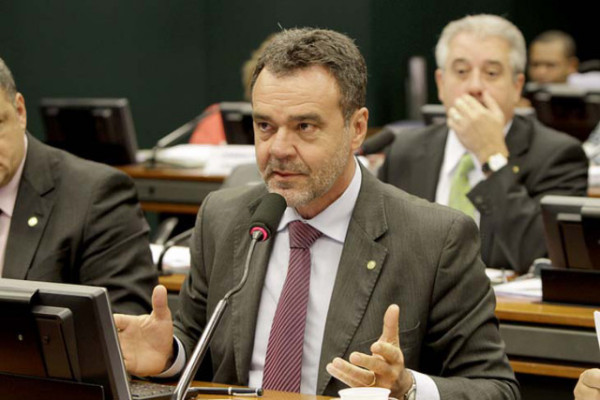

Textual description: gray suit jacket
[2,134,157,315]
[379,116,589,274]
[174,165,519,399]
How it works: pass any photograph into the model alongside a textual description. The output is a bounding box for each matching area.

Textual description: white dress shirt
[435,123,512,227]
[0,136,27,275]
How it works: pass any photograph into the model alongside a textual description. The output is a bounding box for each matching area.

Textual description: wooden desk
[190,381,331,399]
[159,274,599,381]
[496,296,598,379]
[118,164,224,214]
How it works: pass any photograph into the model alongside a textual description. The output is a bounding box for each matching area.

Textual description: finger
[326,357,376,387]
[454,96,477,120]
[113,313,130,332]
[582,368,600,389]
[151,285,172,321]
[481,91,504,119]
[350,351,394,377]
[378,304,400,346]
[371,341,403,365]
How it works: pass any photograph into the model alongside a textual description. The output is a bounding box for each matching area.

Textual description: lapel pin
[367,260,377,270]
[512,166,520,174]
[28,216,39,227]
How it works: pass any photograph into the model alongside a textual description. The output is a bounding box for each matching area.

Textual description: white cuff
[410,369,440,400]
[153,336,186,378]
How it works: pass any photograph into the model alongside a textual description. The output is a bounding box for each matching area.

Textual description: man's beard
[262,136,351,209]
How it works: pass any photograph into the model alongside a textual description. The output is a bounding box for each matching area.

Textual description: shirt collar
[0,135,28,218]
[277,158,362,243]
[442,119,513,175]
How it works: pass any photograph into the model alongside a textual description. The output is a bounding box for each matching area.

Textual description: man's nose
[269,129,296,159]
[466,69,484,96]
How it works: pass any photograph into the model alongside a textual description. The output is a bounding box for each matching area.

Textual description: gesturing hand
[574,368,600,400]
[113,285,175,376]
[326,304,414,399]
[447,92,508,164]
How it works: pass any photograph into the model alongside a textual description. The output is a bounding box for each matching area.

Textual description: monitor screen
[219,102,254,145]
[0,278,131,400]
[40,98,139,165]
[527,85,600,142]
[541,195,600,270]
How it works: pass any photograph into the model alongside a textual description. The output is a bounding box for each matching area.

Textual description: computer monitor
[540,195,600,270]
[219,102,254,145]
[420,103,535,126]
[0,278,131,400]
[40,98,139,165]
[527,85,600,142]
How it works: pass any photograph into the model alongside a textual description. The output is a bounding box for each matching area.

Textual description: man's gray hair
[250,28,367,123]
[0,57,17,103]
[435,14,526,80]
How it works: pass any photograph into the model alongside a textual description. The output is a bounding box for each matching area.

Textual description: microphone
[156,228,194,276]
[355,130,395,155]
[147,107,220,168]
[171,193,287,400]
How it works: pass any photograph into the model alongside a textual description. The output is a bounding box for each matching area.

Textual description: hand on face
[113,285,174,376]
[574,368,600,400]
[447,91,509,164]
[326,304,414,399]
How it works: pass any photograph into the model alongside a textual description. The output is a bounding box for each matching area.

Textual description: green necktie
[448,153,475,218]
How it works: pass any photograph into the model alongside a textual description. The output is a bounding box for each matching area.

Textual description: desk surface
[191,381,331,399]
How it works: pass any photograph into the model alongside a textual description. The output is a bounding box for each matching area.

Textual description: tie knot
[288,221,322,249]
[457,153,475,176]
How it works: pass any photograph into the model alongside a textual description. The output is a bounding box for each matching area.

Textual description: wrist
[403,370,417,400]
[481,153,508,175]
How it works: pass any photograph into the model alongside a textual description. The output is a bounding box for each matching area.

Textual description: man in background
[0,56,157,314]
[528,30,579,84]
[379,15,588,274]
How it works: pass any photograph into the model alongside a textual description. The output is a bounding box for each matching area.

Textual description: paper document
[150,244,191,273]
[595,311,600,351]
[485,268,516,284]
[493,277,542,299]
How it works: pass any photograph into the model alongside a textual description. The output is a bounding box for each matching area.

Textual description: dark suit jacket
[379,116,589,274]
[174,165,519,399]
[2,134,157,315]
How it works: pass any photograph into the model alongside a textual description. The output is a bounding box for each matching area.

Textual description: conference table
[159,274,599,381]
[187,381,331,399]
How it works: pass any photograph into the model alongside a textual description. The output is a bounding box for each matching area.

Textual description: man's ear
[15,93,27,130]
[350,107,369,152]
[435,69,445,103]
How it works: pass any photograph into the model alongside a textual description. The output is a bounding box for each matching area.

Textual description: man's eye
[257,122,271,132]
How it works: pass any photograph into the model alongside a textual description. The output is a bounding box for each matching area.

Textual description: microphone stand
[170,230,263,400]
[156,229,194,276]
[147,108,219,169]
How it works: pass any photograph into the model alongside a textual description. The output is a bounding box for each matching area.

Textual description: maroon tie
[262,221,322,393]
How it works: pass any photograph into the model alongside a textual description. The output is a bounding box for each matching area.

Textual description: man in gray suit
[0,57,157,315]
[379,15,588,274]
[115,28,519,399]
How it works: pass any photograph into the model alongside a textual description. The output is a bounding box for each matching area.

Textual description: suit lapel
[407,125,448,201]
[229,190,273,384]
[3,135,56,279]
[317,167,389,394]
[478,116,532,261]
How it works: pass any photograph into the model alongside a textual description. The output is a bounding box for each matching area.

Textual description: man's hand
[113,285,174,376]
[447,92,508,164]
[574,368,600,400]
[326,304,414,399]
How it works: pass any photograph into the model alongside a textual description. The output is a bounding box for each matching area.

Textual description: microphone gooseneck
[156,229,194,276]
[171,193,286,400]
[356,130,395,156]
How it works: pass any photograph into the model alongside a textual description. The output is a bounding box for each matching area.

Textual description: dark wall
[1,1,597,148]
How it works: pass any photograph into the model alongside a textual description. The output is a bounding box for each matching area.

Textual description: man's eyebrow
[252,112,271,121]
[289,113,324,124]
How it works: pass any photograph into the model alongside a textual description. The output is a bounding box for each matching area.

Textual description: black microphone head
[357,130,395,155]
[249,193,287,241]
